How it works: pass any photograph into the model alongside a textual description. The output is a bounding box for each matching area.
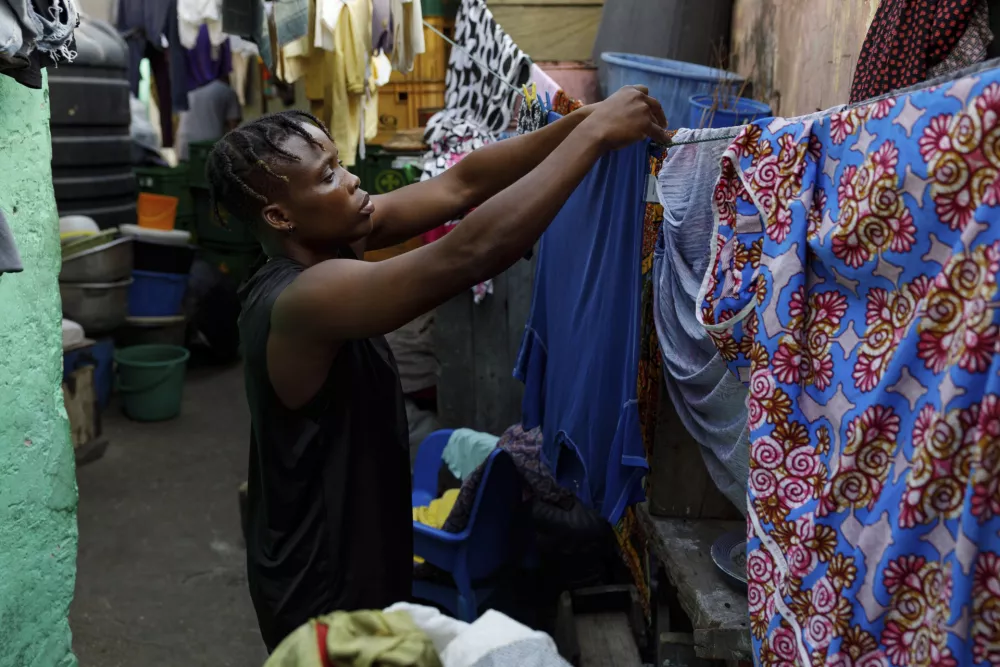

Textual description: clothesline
[421,19,526,97]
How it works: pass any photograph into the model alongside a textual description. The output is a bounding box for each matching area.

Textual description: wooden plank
[576,612,642,667]
[471,273,511,434]
[648,378,742,520]
[490,6,602,61]
[638,507,751,661]
[435,290,476,429]
[63,366,97,449]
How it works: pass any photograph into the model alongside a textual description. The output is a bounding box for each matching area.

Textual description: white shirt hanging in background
[390,0,425,73]
[178,0,227,48]
[314,0,346,50]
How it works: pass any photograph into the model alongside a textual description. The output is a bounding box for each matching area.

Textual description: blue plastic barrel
[689,95,772,129]
[600,53,744,130]
[128,270,188,317]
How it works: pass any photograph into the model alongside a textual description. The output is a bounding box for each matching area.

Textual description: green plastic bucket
[114,344,191,422]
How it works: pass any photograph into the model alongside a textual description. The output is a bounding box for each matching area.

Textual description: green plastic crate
[135,165,194,218]
[188,140,215,190]
[192,188,258,249]
[357,148,422,195]
[421,0,457,18]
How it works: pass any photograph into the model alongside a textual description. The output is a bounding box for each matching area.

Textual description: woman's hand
[579,85,671,150]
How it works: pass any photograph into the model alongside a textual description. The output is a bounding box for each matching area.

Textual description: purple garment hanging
[184,24,232,92]
[372,0,392,54]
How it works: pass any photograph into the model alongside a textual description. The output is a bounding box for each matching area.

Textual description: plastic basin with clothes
[115,344,191,421]
[137,192,179,230]
[128,269,188,317]
[600,52,744,130]
[689,94,772,129]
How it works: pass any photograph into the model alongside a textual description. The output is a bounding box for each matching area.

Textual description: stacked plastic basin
[600,53,750,131]
[188,139,262,285]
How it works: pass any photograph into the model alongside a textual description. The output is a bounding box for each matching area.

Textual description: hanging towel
[515,139,650,522]
[178,0,226,48]
[0,207,23,275]
[528,64,561,107]
[701,67,1000,667]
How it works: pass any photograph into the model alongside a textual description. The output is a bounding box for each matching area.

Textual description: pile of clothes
[266,603,571,667]
[0,0,79,89]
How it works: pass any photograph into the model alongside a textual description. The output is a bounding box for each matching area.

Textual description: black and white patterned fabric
[423,0,530,151]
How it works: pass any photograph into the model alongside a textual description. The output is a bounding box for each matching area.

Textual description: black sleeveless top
[238,256,412,651]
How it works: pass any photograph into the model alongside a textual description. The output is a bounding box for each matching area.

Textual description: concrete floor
[71,363,268,666]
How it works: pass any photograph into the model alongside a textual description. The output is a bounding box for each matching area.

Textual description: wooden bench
[639,506,751,662]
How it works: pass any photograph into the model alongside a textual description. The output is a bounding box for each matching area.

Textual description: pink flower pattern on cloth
[700,69,1000,666]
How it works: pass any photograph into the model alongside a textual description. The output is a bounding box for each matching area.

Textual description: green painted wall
[0,73,79,667]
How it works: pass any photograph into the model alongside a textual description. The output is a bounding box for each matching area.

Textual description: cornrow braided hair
[205,110,333,233]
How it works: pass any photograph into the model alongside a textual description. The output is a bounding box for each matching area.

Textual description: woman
[205,85,668,651]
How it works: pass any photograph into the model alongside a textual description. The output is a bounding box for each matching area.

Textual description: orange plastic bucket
[137,193,179,231]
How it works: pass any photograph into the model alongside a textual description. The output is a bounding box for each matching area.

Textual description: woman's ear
[261,204,294,233]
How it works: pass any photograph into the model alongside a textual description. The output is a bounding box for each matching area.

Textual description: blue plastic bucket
[689,95,773,129]
[600,53,744,131]
[128,270,188,317]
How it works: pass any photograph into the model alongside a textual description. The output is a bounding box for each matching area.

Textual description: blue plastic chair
[412,445,532,621]
[412,428,454,508]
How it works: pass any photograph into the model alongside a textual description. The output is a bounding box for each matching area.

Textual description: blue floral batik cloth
[699,68,1000,666]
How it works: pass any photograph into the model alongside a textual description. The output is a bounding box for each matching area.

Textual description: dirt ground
[71,363,268,666]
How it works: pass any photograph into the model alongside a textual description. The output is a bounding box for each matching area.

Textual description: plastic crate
[372,81,446,145]
[188,140,215,190]
[135,165,194,218]
[357,148,422,194]
[192,188,258,249]
[389,17,453,83]
[198,244,264,285]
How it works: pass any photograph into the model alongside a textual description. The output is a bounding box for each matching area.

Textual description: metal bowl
[61,236,133,283]
[59,277,134,335]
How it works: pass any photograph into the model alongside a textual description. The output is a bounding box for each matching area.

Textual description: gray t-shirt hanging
[175,79,241,161]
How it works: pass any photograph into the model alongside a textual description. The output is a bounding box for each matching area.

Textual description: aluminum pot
[60,277,133,335]
[61,236,134,283]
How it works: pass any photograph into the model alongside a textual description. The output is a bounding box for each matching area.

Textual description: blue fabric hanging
[515,138,650,523]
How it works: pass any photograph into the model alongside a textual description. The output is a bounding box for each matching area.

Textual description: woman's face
[261,122,375,248]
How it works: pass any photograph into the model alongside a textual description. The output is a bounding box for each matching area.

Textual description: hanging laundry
[0,208,23,276]
[850,0,982,103]
[178,0,227,49]
[515,139,650,522]
[372,0,392,53]
[424,0,530,146]
[273,0,309,46]
[656,125,807,511]
[389,0,424,73]
[700,68,1000,666]
[528,64,561,106]
[182,23,232,91]
[228,34,258,105]
[550,90,582,116]
[116,0,190,147]
[515,89,545,136]
[0,0,78,88]
[928,0,993,79]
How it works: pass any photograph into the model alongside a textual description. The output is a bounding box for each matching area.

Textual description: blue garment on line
[515,139,650,523]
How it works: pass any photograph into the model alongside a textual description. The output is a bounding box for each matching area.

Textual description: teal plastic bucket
[114,344,191,422]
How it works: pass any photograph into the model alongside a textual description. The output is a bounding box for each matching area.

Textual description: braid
[205,110,333,232]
